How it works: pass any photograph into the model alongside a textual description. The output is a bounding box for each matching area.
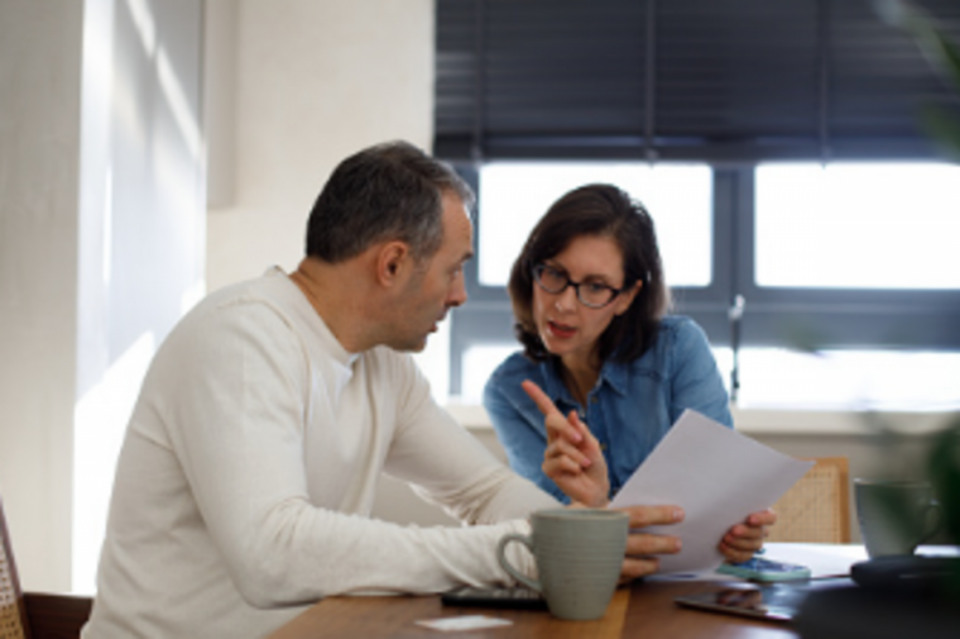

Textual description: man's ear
[376,241,411,287]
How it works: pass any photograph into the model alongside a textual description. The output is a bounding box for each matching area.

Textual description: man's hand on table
[616,504,684,583]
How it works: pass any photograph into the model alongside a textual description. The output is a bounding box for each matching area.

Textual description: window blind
[435,0,960,162]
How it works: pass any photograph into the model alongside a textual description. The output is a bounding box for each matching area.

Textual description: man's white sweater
[83,268,558,638]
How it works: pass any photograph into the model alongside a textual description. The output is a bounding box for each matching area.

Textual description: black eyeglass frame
[531,263,625,309]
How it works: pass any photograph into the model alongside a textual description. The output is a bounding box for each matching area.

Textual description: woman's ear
[614,280,642,316]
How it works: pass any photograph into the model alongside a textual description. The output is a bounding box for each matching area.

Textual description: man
[83,142,764,637]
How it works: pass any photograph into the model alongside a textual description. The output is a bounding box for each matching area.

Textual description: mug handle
[496,533,541,593]
[917,499,944,545]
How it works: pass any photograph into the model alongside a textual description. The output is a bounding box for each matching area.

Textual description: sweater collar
[269,267,359,369]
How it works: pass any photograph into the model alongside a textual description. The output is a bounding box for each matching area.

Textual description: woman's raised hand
[521,379,610,507]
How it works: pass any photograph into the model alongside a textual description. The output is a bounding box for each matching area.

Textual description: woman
[483,183,771,564]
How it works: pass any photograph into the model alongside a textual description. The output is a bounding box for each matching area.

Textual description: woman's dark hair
[305,141,474,263]
[508,183,670,364]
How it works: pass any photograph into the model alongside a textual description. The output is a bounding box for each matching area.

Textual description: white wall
[0,0,84,593]
[205,0,435,293]
[0,0,205,592]
[72,0,206,594]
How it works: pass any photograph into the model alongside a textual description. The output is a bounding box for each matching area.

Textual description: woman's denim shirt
[483,315,732,503]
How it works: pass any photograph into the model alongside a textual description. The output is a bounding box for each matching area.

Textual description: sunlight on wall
[72,331,155,594]
[126,0,155,52]
[128,0,202,156]
[157,46,202,158]
[180,279,205,316]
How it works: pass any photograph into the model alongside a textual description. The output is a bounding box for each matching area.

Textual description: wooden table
[267,543,870,639]
[267,579,798,639]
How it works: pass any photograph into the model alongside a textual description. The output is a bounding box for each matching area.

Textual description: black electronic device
[851,555,960,593]
[674,578,852,622]
[440,586,548,610]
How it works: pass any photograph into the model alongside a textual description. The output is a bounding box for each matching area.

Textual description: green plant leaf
[920,104,960,161]
[928,422,960,544]
[879,0,960,90]
[928,421,960,599]
[930,27,960,91]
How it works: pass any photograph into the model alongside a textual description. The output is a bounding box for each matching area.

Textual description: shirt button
[599,442,608,451]
[591,396,598,403]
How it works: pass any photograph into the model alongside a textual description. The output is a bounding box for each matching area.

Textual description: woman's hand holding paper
[718,509,777,564]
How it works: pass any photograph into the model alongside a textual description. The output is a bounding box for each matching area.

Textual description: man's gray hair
[305,141,475,262]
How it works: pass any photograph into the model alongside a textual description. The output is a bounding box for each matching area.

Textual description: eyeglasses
[532,263,624,309]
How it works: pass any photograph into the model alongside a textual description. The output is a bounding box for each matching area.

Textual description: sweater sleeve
[149,301,550,607]
[482,369,569,503]
[382,356,562,525]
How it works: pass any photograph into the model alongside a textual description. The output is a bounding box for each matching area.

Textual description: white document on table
[608,409,813,575]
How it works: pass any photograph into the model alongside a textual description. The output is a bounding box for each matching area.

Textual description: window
[460,344,516,405]
[430,161,960,410]
[435,0,960,164]
[755,163,960,289]
[478,162,712,287]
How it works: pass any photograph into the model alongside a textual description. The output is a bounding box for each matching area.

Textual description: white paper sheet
[608,409,814,575]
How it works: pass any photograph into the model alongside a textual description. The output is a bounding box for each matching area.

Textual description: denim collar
[537,356,630,409]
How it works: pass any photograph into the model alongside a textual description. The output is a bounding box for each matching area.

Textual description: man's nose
[448,275,468,308]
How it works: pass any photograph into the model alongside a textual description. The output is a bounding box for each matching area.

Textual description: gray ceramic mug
[854,479,943,558]
[497,508,628,621]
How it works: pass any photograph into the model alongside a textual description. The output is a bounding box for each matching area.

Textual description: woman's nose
[554,284,579,311]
